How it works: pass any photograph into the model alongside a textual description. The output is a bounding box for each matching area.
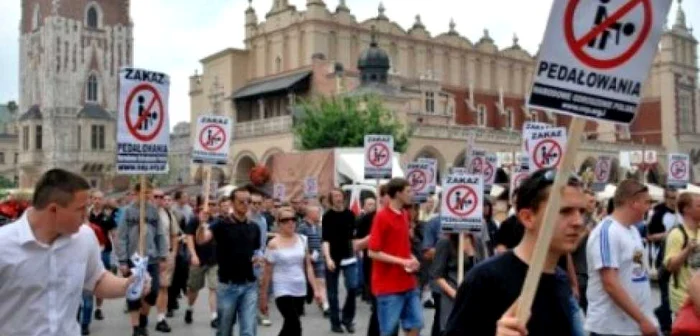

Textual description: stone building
[189,0,698,184]
[16,0,132,188]
[168,121,191,185]
[0,103,19,186]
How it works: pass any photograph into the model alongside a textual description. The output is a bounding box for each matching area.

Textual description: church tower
[17,0,133,188]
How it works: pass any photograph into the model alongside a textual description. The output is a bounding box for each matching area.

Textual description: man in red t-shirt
[368,178,422,336]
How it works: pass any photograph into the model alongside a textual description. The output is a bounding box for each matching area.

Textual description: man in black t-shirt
[88,190,117,321]
[444,168,587,336]
[197,187,261,336]
[322,188,358,333]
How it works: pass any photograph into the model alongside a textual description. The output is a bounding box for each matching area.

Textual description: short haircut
[174,190,185,201]
[218,196,230,205]
[664,187,678,198]
[33,169,91,209]
[378,184,388,197]
[515,168,582,212]
[230,186,250,202]
[386,178,410,198]
[363,197,376,206]
[677,192,696,216]
[133,180,153,193]
[613,179,647,207]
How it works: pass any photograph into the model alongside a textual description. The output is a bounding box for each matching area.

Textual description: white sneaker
[259,317,272,327]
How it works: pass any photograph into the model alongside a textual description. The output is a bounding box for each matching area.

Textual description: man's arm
[93,272,131,299]
[155,210,168,260]
[600,268,654,326]
[115,209,129,264]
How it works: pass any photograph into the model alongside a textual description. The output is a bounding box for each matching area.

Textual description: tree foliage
[293,95,409,152]
[0,175,16,189]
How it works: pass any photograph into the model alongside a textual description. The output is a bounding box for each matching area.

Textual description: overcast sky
[0,0,697,129]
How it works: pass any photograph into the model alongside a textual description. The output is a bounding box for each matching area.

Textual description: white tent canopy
[680,184,700,194]
[595,184,617,201]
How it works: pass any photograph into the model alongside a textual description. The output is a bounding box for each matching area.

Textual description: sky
[0,0,698,130]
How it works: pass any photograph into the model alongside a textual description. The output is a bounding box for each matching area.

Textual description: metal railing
[234,115,293,139]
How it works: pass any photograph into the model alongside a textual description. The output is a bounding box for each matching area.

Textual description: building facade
[0,103,19,186]
[169,121,191,185]
[190,0,698,184]
[17,0,132,188]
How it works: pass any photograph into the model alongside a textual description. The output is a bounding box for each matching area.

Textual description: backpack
[657,224,689,289]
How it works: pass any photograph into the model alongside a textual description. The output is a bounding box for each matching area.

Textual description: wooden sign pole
[516,118,585,323]
[203,165,212,213]
[138,174,147,256]
[457,233,465,285]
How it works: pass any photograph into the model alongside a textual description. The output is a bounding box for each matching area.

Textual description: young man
[88,190,117,320]
[368,178,422,336]
[585,179,658,336]
[323,188,359,333]
[153,189,181,332]
[648,187,678,332]
[664,192,700,313]
[116,182,168,336]
[443,168,587,336]
[297,205,329,314]
[197,187,262,336]
[0,169,142,336]
[249,189,271,327]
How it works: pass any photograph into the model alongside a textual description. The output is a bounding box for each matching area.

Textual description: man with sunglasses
[648,188,678,333]
[197,187,262,336]
[443,168,587,336]
[585,179,658,336]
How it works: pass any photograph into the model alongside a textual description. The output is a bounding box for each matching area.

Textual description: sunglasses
[153,195,164,199]
[251,201,262,205]
[279,217,296,223]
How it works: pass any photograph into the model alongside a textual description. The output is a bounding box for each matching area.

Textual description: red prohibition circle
[564,0,652,70]
[199,124,226,151]
[446,185,478,217]
[367,143,390,167]
[408,170,427,192]
[533,139,563,169]
[125,83,165,142]
[513,172,528,188]
[671,161,687,179]
[483,161,495,181]
[595,161,610,181]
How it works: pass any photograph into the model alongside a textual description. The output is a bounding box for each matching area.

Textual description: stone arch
[232,151,258,185]
[193,166,227,186]
[261,147,284,168]
[84,1,104,29]
[414,145,446,181]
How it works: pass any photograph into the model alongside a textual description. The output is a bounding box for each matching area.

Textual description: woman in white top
[260,208,321,336]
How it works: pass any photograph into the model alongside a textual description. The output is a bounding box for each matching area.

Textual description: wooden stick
[138,174,146,256]
[457,232,465,285]
[203,165,212,213]
[515,118,585,323]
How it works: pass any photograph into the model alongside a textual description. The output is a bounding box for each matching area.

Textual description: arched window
[32,4,40,30]
[477,104,487,127]
[505,108,514,130]
[86,74,98,102]
[86,6,99,29]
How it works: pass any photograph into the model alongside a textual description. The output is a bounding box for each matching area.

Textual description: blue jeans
[217,282,258,336]
[101,250,112,270]
[376,289,423,336]
[79,292,94,327]
[568,295,585,336]
[326,262,359,328]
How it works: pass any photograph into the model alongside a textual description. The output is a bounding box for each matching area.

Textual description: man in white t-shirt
[586,179,658,336]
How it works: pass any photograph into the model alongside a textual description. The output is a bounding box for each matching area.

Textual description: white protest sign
[407,162,431,203]
[116,67,170,174]
[468,149,487,174]
[450,167,469,175]
[440,173,483,233]
[273,183,286,202]
[304,177,319,199]
[364,135,394,179]
[527,0,672,124]
[510,166,530,200]
[418,158,438,194]
[667,153,690,189]
[483,153,498,192]
[592,155,613,192]
[644,150,657,165]
[192,115,233,165]
[525,127,568,170]
[629,150,643,166]
[522,121,552,152]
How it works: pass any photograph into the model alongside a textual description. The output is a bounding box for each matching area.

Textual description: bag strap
[672,224,690,289]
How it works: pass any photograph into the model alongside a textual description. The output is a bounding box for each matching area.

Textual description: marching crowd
[3,168,700,336]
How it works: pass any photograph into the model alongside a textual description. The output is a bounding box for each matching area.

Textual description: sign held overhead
[192,115,233,165]
[364,135,394,180]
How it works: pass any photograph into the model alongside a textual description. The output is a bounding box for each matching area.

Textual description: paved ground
[86,286,660,336]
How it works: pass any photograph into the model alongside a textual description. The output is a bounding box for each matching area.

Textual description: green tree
[0,175,15,188]
[293,95,409,152]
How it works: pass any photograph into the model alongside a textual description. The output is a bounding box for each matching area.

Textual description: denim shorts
[376,289,423,336]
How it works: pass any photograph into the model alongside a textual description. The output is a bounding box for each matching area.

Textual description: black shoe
[81,325,90,335]
[155,320,171,333]
[132,327,148,336]
[323,309,330,318]
[331,325,345,333]
[166,310,174,318]
[343,323,356,334]
[184,310,193,324]
[141,326,150,336]
[210,317,219,329]
[423,299,435,309]
[94,309,104,320]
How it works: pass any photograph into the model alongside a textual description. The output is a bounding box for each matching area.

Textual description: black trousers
[276,296,305,336]
[430,292,442,336]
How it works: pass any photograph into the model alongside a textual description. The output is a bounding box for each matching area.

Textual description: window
[477,104,487,127]
[86,6,98,29]
[0,153,4,164]
[77,125,81,149]
[14,153,17,164]
[35,125,42,150]
[425,92,435,113]
[504,108,514,130]
[32,4,40,30]
[22,126,28,150]
[91,124,105,150]
[679,91,694,133]
[87,74,98,102]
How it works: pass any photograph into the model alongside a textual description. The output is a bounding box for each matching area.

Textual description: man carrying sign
[443,168,586,336]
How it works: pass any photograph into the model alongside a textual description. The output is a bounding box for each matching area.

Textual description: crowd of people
[4,168,700,336]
